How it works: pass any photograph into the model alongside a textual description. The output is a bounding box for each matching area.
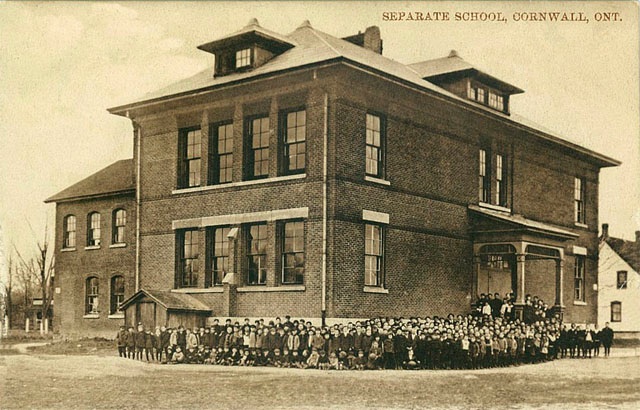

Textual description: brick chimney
[342,26,383,54]
[601,223,609,240]
[635,230,640,243]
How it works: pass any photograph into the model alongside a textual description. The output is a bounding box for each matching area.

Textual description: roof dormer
[410,50,524,114]
[197,18,296,77]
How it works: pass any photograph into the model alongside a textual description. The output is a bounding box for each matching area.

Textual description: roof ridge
[305,26,341,57]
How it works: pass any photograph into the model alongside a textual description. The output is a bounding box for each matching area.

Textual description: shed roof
[44,159,134,203]
[120,289,212,312]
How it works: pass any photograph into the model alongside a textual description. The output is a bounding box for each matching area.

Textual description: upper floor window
[112,209,126,244]
[86,277,99,315]
[366,113,384,178]
[87,212,101,247]
[282,221,305,284]
[479,149,508,207]
[282,110,306,175]
[209,122,234,184]
[574,255,585,302]
[247,116,270,179]
[616,271,628,289]
[110,275,125,315]
[575,177,586,224]
[495,154,507,206]
[178,229,199,288]
[478,149,489,203]
[206,226,230,287]
[364,224,384,287]
[63,215,76,249]
[178,127,202,188]
[247,223,267,285]
[235,48,251,68]
[611,301,622,322]
[488,91,504,111]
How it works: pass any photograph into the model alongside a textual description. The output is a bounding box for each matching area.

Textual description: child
[281,348,291,368]
[404,346,419,370]
[273,348,283,367]
[318,349,330,370]
[306,348,320,369]
[328,352,339,370]
[353,350,367,370]
[171,346,185,364]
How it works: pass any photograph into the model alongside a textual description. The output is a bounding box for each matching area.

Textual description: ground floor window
[574,256,585,302]
[86,277,99,314]
[247,223,267,285]
[110,275,125,314]
[364,224,383,286]
[611,301,622,322]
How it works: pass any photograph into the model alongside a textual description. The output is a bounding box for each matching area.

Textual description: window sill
[108,314,125,319]
[109,243,127,248]
[83,314,100,319]
[171,287,224,294]
[363,286,389,294]
[61,247,76,252]
[84,246,101,251]
[574,222,589,229]
[573,301,587,306]
[365,175,391,186]
[172,174,306,195]
[237,285,305,293]
[479,202,511,213]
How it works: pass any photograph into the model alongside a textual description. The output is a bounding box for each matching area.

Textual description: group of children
[115,301,610,370]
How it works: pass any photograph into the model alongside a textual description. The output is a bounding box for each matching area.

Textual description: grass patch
[26,337,117,356]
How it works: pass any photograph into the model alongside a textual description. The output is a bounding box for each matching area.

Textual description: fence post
[44,318,49,334]
[25,318,30,333]
[39,319,44,334]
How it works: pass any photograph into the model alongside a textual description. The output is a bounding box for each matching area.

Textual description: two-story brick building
[49,19,619,335]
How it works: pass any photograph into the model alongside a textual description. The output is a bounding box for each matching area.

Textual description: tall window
[235,48,251,68]
[364,224,384,287]
[575,177,586,224]
[178,229,200,287]
[210,122,233,184]
[479,149,489,203]
[574,256,585,302]
[247,117,270,179]
[178,127,202,188]
[247,224,267,285]
[206,227,230,287]
[282,221,304,284]
[87,212,101,246]
[476,88,485,103]
[495,154,507,206]
[617,271,628,289]
[63,215,76,249]
[110,275,125,314]
[611,301,622,322]
[86,277,99,315]
[282,110,306,174]
[365,113,384,177]
[112,209,126,244]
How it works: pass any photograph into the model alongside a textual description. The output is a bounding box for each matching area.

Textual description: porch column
[515,253,526,304]
[472,255,481,305]
[555,259,564,307]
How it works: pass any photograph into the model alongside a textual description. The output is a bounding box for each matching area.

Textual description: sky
[0,1,638,286]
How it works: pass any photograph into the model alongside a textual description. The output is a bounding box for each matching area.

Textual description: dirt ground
[1,354,639,409]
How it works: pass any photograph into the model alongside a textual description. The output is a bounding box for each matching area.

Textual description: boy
[116,325,128,358]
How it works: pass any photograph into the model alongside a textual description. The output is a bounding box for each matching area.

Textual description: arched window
[112,209,126,244]
[63,215,76,248]
[86,277,99,314]
[110,275,125,314]
[87,212,101,246]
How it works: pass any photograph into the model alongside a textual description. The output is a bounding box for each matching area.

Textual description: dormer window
[235,48,252,69]
[488,91,504,111]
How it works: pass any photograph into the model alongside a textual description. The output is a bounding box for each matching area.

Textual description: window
[247,224,267,285]
[495,154,507,206]
[235,48,251,68]
[478,149,489,203]
[282,110,306,174]
[87,212,101,246]
[617,271,628,289]
[110,275,125,314]
[496,95,504,112]
[611,301,622,322]
[178,229,200,287]
[206,227,230,287]
[86,277,99,315]
[282,221,304,284]
[366,113,384,177]
[476,87,485,103]
[112,209,126,244]
[210,122,234,184]
[63,215,76,248]
[247,117,270,179]
[488,91,497,108]
[178,127,202,188]
[575,177,586,224]
[364,224,384,287]
[574,256,585,302]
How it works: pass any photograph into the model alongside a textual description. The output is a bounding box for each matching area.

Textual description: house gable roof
[44,159,134,203]
[119,289,212,312]
[604,236,640,273]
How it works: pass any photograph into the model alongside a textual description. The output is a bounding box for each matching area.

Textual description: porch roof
[120,289,212,313]
[469,204,579,241]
